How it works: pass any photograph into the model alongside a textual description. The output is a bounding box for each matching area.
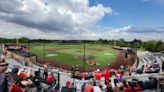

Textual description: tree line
[0,37,163,52]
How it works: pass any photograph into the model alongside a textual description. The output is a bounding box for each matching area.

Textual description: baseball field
[29,43,119,67]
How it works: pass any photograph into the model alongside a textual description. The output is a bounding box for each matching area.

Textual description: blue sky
[90,0,164,27]
[0,0,163,41]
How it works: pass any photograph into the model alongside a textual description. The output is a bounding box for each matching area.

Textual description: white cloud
[0,0,112,33]
[0,19,163,41]
[142,0,164,5]
[82,25,164,41]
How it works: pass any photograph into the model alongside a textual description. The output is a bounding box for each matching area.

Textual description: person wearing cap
[0,60,23,92]
[0,59,12,92]
[66,80,71,87]
[61,80,75,92]
[0,59,8,73]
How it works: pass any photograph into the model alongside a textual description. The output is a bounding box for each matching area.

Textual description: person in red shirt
[104,70,111,84]
[124,82,137,92]
[46,72,55,84]
[11,84,24,92]
[95,69,102,81]
[135,81,143,92]
[85,82,93,92]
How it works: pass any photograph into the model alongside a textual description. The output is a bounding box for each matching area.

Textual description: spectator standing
[104,69,111,84]
[35,68,41,78]
[95,69,102,81]
[44,68,48,79]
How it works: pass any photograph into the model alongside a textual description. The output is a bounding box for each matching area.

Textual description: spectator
[95,69,102,81]
[35,68,41,78]
[19,69,26,78]
[72,65,75,76]
[109,69,115,77]
[75,65,79,72]
[81,78,87,92]
[44,68,48,79]
[0,59,21,92]
[93,82,101,92]
[61,80,74,92]
[124,82,137,92]
[10,66,20,83]
[46,72,55,84]
[135,81,143,92]
[104,69,111,84]
[114,69,124,87]
[106,83,113,92]
[0,59,10,92]
[33,71,41,91]
[10,84,24,92]
[85,81,93,92]
[162,61,164,72]
[143,77,158,89]
[25,62,28,66]
[17,76,33,91]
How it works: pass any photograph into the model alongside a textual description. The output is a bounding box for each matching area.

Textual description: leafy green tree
[19,37,30,43]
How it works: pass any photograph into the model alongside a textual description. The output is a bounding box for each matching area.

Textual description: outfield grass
[29,44,119,67]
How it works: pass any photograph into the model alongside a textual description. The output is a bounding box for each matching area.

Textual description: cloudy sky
[0,0,164,41]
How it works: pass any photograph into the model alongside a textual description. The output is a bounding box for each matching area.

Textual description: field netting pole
[43,41,45,63]
[57,71,60,90]
[83,41,86,72]
[0,44,2,62]
[28,41,31,62]
[28,41,29,57]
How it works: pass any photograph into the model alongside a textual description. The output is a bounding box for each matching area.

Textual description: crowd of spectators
[0,59,56,92]
[136,60,160,74]
[69,65,159,92]
[1,51,164,92]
